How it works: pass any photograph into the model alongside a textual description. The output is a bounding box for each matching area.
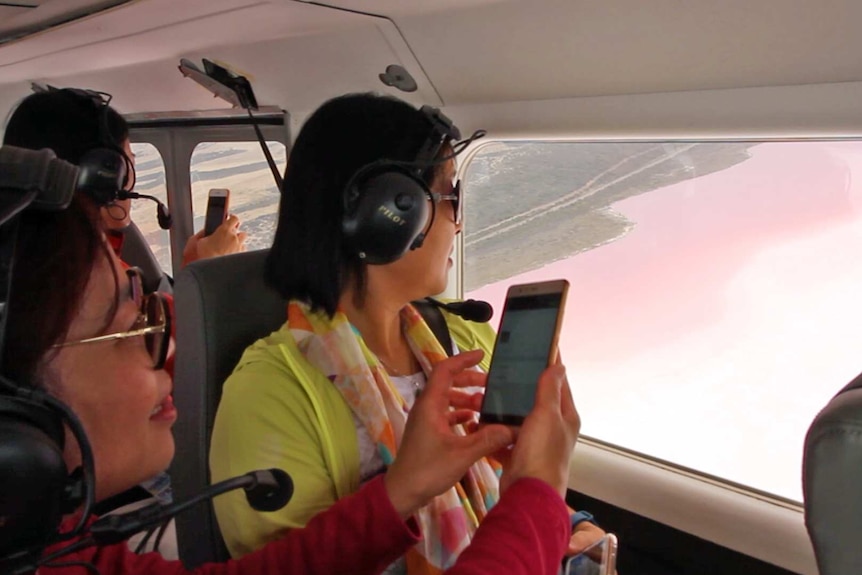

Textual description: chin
[110,219,132,231]
[145,435,176,479]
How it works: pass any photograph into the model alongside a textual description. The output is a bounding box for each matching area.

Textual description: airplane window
[189,141,287,251]
[129,142,171,275]
[463,140,862,502]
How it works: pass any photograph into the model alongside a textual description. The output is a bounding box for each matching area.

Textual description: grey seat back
[803,372,862,575]
[119,221,172,294]
[170,249,286,568]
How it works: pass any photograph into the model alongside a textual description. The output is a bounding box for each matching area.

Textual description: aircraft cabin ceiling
[0,0,133,44]
[0,0,862,129]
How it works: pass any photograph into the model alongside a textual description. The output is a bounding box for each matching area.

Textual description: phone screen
[563,534,617,575]
[480,285,565,424]
[204,195,228,236]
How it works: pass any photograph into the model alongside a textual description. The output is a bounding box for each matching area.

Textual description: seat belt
[411,299,455,357]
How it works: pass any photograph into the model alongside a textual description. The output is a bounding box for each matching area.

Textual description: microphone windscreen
[0,146,77,211]
[244,469,294,512]
[438,299,493,323]
[156,204,172,230]
[423,297,493,322]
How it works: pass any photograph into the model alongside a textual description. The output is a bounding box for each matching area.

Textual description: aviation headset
[341,105,480,265]
[58,88,135,206]
[51,87,172,230]
[0,378,95,570]
[0,153,97,571]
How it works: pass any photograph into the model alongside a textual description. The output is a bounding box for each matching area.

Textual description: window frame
[128,112,289,271]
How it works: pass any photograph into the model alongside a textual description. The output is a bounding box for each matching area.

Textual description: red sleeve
[444,478,570,575]
[43,475,419,575]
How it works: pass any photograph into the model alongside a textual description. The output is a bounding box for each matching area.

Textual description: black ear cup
[0,396,67,558]
[76,147,128,206]
[342,167,430,265]
[339,105,462,265]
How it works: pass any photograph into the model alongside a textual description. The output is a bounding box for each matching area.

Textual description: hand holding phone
[563,534,618,575]
[480,279,569,425]
[204,188,230,236]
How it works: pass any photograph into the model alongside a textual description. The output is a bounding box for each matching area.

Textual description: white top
[354,371,427,483]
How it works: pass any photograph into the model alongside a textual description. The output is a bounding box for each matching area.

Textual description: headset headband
[340,105,479,265]
[412,105,462,176]
[47,87,135,205]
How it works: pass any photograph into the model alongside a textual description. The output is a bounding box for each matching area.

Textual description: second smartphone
[204,188,230,236]
[563,533,618,575]
[479,278,569,425]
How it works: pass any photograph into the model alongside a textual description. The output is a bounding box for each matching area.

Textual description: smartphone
[563,534,618,575]
[204,188,230,236]
[479,279,569,425]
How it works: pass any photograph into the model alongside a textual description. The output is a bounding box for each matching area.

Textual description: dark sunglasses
[430,179,462,225]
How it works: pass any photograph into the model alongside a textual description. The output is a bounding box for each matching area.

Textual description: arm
[209,345,358,557]
[62,475,418,575]
[182,214,247,267]
[444,478,570,575]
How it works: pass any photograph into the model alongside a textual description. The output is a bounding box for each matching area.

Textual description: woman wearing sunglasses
[4,193,578,574]
[209,93,604,574]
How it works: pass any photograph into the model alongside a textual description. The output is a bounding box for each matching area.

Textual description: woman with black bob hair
[264,92,451,313]
[210,93,604,573]
[0,185,578,574]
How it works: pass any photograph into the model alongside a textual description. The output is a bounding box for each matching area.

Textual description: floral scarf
[288,300,501,574]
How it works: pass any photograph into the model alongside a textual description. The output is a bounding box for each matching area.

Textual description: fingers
[559,372,579,428]
[447,409,475,426]
[448,389,484,412]
[567,524,606,555]
[423,350,484,404]
[451,369,487,389]
[461,424,515,461]
[533,364,565,413]
[223,213,241,229]
[236,231,249,250]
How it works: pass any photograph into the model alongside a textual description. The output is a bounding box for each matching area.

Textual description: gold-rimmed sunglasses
[53,268,170,369]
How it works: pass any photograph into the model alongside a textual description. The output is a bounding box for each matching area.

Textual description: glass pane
[189,141,286,252]
[463,141,862,501]
[129,142,172,275]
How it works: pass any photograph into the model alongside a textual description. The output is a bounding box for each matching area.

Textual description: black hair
[3,89,128,165]
[265,92,446,317]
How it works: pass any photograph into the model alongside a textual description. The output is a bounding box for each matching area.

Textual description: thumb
[533,365,565,411]
[462,424,514,461]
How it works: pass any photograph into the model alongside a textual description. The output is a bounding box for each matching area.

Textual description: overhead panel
[389,0,862,104]
[0,0,134,45]
[0,0,440,119]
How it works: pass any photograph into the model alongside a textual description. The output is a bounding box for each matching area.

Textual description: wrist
[570,510,597,530]
[383,470,424,521]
